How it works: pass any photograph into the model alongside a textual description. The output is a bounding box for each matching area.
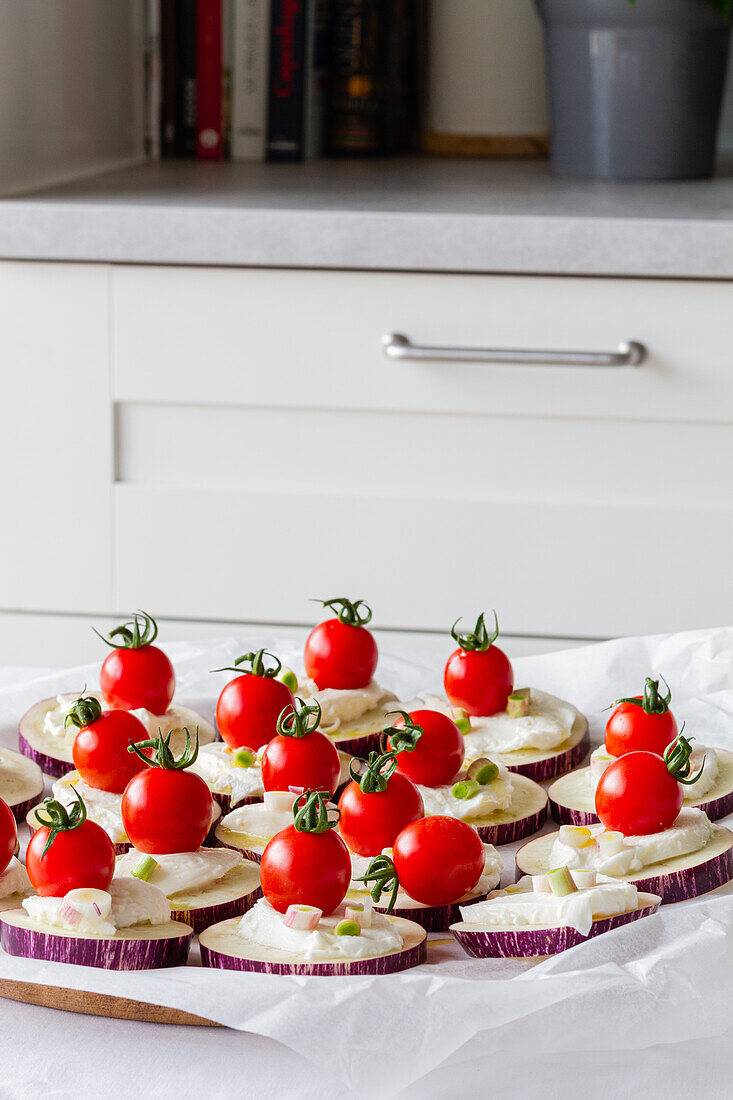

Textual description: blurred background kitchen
[0,0,731,667]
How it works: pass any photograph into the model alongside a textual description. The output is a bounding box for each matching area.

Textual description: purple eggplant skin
[214,834,264,864]
[8,791,45,826]
[475,803,548,846]
[329,730,382,758]
[172,884,262,935]
[550,785,733,829]
[201,937,427,976]
[373,891,489,933]
[452,900,661,959]
[505,727,590,783]
[210,791,262,816]
[0,921,192,970]
[17,733,69,780]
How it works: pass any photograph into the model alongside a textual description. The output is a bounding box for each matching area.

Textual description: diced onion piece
[279,667,298,692]
[571,869,597,888]
[64,888,113,921]
[558,825,594,849]
[335,919,361,937]
[506,689,531,718]
[598,830,625,857]
[451,708,472,735]
[233,748,255,768]
[264,791,295,813]
[532,875,552,894]
[590,750,616,783]
[466,758,499,785]
[58,901,81,927]
[548,867,578,897]
[452,779,481,801]
[131,855,159,883]
[345,899,373,928]
[283,904,322,931]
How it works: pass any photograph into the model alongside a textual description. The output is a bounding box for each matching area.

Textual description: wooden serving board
[0,977,220,1027]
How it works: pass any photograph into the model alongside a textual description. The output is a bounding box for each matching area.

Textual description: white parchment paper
[0,626,731,1097]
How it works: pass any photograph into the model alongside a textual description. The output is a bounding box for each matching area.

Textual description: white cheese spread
[461,875,639,937]
[238,897,403,959]
[0,857,29,900]
[115,847,242,898]
[22,878,170,936]
[589,744,719,801]
[299,679,392,732]
[423,689,577,755]
[418,765,513,820]
[549,807,714,877]
[52,775,127,844]
[188,742,265,806]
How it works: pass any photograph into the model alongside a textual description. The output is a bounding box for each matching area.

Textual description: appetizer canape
[298,598,397,754]
[214,648,297,753]
[385,709,548,845]
[200,789,426,975]
[18,611,215,777]
[421,611,589,782]
[0,744,43,824]
[352,816,503,931]
[113,728,260,932]
[517,735,733,902]
[549,678,733,824]
[0,790,192,969]
[451,869,661,958]
[0,797,31,912]
[215,698,355,859]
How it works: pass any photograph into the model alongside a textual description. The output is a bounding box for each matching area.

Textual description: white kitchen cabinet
[0,261,112,614]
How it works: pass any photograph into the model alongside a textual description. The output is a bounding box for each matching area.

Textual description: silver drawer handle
[382,332,646,368]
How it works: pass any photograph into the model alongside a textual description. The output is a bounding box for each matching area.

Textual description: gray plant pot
[535,0,732,179]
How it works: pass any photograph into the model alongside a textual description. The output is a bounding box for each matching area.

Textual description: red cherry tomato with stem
[338,750,423,856]
[121,728,213,854]
[26,790,115,897]
[604,676,678,758]
[304,598,378,690]
[96,610,175,715]
[215,649,296,752]
[261,698,341,794]
[595,733,703,836]
[67,694,149,793]
[260,790,351,915]
[444,611,513,717]
[387,708,465,788]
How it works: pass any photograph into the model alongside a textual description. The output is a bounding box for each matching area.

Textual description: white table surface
[1,650,731,1100]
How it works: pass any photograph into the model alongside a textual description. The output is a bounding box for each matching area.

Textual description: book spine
[161,0,178,156]
[145,0,162,160]
[303,0,327,160]
[196,0,224,159]
[266,0,307,162]
[176,0,198,157]
[231,0,270,161]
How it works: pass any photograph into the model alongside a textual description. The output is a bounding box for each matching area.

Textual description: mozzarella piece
[550,807,715,876]
[423,689,577,754]
[418,765,513,820]
[115,847,241,898]
[52,776,127,844]
[461,876,639,937]
[188,742,265,806]
[109,877,171,927]
[298,679,392,732]
[238,898,403,960]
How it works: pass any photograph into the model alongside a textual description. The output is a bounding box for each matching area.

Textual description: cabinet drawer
[112,266,733,423]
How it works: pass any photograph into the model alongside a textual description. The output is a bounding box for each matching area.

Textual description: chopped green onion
[131,854,158,882]
[233,748,255,768]
[507,689,531,718]
[547,867,578,897]
[451,708,472,735]
[279,667,298,692]
[466,758,499,785]
[452,778,481,800]
[335,919,361,937]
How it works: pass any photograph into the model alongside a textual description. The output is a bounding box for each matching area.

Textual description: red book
[196,0,223,160]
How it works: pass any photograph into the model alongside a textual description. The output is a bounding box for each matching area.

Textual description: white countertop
[2,155,732,278]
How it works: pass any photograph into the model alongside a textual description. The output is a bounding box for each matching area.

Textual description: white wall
[0,0,146,196]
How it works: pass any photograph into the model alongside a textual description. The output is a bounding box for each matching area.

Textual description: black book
[266,0,308,162]
[175,0,197,157]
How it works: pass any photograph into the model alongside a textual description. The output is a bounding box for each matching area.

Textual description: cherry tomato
[595,737,702,835]
[304,598,378,690]
[393,816,485,906]
[97,611,175,714]
[67,695,149,794]
[338,751,424,856]
[26,794,115,897]
[605,677,678,758]
[444,611,513,717]
[0,798,17,876]
[121,730,213,854]
[388,708,465,788]
[260,790,351,915]
[215,649,295,751]
[261,699,340,794]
